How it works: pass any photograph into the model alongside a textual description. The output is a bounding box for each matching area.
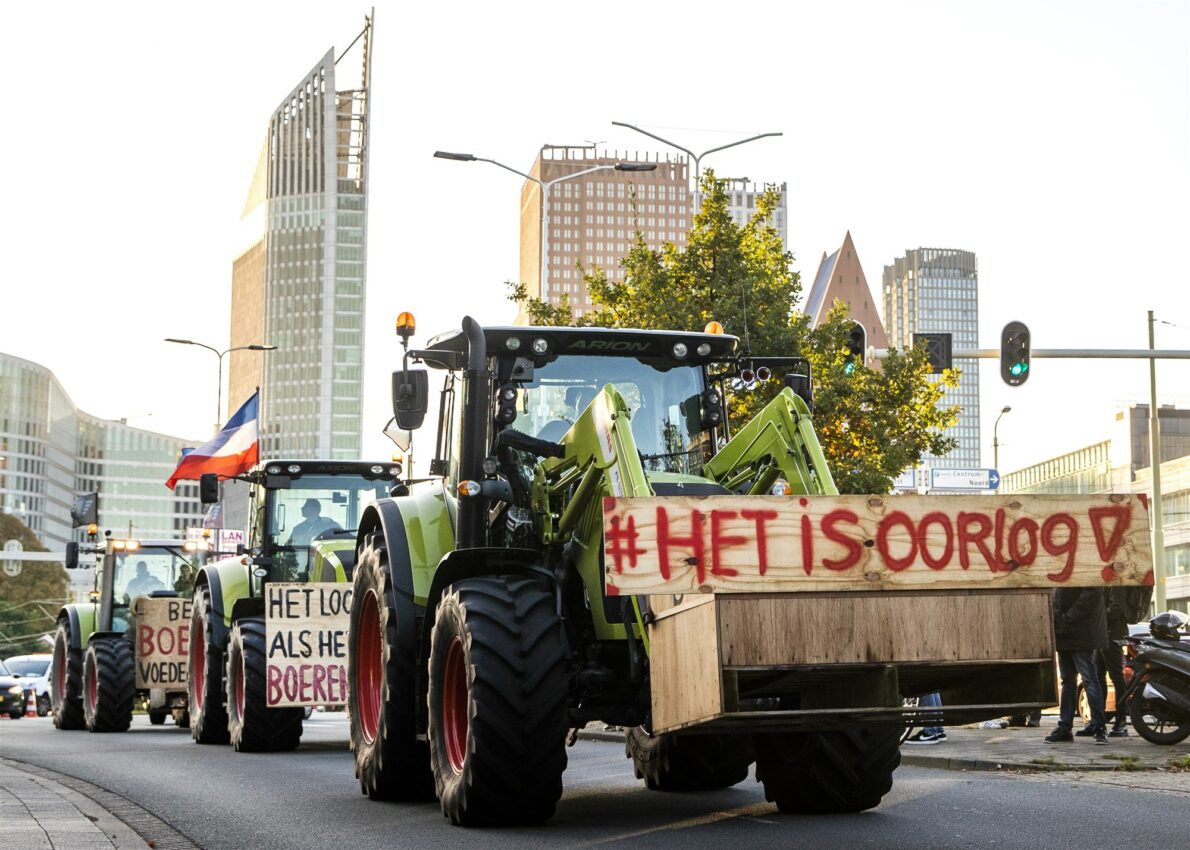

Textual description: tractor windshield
[266,475,389,580]
[111,547,200,633]
[507,354,712,475]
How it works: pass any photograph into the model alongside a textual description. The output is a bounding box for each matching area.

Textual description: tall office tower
[882,248,981,470]
[518,146,688,317]
[803,231,889,350]
[229,15,373,459]
[724,178,788,253]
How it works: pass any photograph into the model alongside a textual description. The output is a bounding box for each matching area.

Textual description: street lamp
[165,339,276,431]
[434,150,656,303]
[611,121,782,214]
[993,405,1012,470]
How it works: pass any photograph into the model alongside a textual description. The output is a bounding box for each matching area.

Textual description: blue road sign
[930,468,1001,491]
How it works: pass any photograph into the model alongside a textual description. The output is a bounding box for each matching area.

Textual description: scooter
[1118,611,1190,745]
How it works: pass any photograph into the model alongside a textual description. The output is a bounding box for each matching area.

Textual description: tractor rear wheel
[149,709,168,726]
[754,726,900,814]
[428,576,568,826]
[51,619,85,730]
[626,727,752,791]
[189,586,229,744]
[226,619,303,752]
[348,532,432,800]
[172,708,191,728]
[83,639,135,733]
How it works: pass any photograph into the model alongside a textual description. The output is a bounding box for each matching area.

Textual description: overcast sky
[3,0,1187,476]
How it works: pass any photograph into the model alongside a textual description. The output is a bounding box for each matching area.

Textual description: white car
[3,654,52,716]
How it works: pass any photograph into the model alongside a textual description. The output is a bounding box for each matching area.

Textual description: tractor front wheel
[348,532,432,800]
[226,619,303,752]
[626,727,753,791]
[428,576,569,826]
[188,586,229,744]
[83,639,135,733]
[754,726,900,814]
[51,620,84,730]
[149,709,168,726]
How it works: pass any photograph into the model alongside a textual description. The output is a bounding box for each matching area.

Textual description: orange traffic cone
[25,691,37,718]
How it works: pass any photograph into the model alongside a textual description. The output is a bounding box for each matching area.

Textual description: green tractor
[347,317,1075,826]
[52,536,200,732]
[188,459,403,751]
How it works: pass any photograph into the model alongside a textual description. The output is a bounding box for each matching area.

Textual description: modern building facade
[804,231,890,351]
[1002,403,1190,613]
[0,352,203,551]
[229,15,373,459]
[518,145,689,316]
[882,248,980,470]
[724,178,788,253]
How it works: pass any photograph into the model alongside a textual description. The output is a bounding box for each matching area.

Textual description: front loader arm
[705,387,838,496]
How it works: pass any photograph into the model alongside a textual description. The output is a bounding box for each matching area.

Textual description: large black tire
[83,639,135,733]
[51,620,85,730]
[172,708,191,729]
[626,727,752,791]
[428,576,569,826]
[189,586,229,744]
[1128,674,1190,745]
[37,693,51,717]
[226,619,303,752]
[149,709,168,726]
[348,532,432,800]
[754,726,900,814]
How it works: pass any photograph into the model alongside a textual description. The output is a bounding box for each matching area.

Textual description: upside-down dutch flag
[166,392,260,490]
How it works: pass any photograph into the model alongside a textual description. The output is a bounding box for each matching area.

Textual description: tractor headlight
[457,480,482,498]
[531,338,549,355]
[286,464,301,474]
[696,343,711,357]
[672,343,688,358]
[770,480,792,496]
[7,685,21,695]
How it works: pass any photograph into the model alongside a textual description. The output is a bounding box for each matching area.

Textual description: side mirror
[392,369,429,431]
[65,542,79,570]
[199,473,220,505]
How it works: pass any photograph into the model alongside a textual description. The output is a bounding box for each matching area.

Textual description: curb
[578,729,1184,774]
[1,758,200,850]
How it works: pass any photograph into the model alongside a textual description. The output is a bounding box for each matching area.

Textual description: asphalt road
[1,713,1186,850]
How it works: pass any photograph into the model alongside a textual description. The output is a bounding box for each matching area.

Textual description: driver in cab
[287,498,342,549]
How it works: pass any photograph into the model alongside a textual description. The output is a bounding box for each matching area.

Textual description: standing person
[905,692,946,744]
[1094,585,1132,733]
[1046,588,1109,745]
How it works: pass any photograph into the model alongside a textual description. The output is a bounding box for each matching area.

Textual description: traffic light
[1000,321,1031,386]
[844,321,866,374]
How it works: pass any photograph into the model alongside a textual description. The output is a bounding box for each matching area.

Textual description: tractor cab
[93,538,199,634]
[208,460,403,585]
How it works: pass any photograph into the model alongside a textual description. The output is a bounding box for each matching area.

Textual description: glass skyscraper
[0,352,203,549]
[229,16,373,459]
[882,248,981,471]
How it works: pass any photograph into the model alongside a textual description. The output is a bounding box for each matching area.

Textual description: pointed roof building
[803,231,889,349]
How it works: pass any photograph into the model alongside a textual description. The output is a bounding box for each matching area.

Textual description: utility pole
[1149,311,1166,611]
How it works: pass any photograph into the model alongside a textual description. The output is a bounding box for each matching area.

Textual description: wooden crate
[648,589,1054,733]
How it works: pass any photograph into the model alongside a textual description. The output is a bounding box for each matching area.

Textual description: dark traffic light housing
[844,321,866,374]
[912,332,953,374]
[1000,321,1031,386]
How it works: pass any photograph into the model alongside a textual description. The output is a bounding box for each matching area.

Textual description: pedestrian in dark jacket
[1096,587,1131,737]
[1046,587,1109,745]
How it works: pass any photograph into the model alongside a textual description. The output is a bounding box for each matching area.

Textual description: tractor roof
[249,460,402,481]
[422,325,738,368]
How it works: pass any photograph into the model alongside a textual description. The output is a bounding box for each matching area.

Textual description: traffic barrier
[25,690,37,717]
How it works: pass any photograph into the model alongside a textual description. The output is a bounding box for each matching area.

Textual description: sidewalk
[0,758,198,850]
[580,716,1190,773]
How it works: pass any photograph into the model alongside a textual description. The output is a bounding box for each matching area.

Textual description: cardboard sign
[264,582,352,707]
[603,494,1153,595]
[133,596,191,689]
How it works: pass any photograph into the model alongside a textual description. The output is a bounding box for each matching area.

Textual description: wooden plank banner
[133,596,191,689]
[602,494,1152,595]
[264,582,352,707]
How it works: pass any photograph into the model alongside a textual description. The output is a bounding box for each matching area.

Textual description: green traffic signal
[1000,321,1031,386]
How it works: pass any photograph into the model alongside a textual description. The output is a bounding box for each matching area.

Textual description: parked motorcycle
[1118,611,1190,745]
